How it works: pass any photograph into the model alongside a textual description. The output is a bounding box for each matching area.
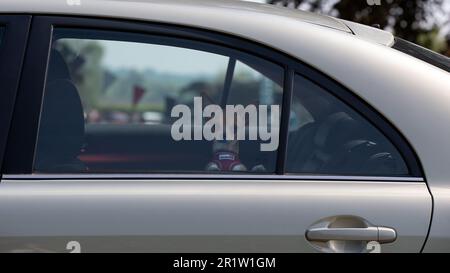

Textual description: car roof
[1,0,400,46]
[1,0,353,31]
[0,0,398,46]
[339,19,394,46]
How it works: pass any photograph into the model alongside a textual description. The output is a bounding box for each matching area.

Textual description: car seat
[287,111,403,175]
[34,50,86,172]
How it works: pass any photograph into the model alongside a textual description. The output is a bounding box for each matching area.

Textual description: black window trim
[392,37,450,73]
[2,15,424,179]
[0,15,31,175]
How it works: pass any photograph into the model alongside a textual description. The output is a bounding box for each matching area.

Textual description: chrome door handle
[306,226,396,244]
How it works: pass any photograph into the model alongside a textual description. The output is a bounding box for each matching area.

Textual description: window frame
[2,15,424,179]
[0,15,31,174]
[38,28,286,174]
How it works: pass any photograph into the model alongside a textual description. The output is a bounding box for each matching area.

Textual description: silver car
[0,0,449,253]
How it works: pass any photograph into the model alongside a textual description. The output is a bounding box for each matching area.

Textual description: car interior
[34,46,408,176]
[34,49,280,173]
[34,50,86,172]
[286,75,408,176]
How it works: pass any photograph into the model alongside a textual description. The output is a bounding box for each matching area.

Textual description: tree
[267,0,449,56]
[56,40,105,111]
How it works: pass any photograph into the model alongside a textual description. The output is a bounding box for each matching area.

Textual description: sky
[100,40,229,76]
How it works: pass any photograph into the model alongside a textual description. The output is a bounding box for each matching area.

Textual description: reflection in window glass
[34,29,284,174]
[56,38,229,124]
[286,75,408,176]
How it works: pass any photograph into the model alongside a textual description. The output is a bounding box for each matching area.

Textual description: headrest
[314,112,359,151]
[35,79,85,167]
[35,50,85,169]
[48,49,71,80]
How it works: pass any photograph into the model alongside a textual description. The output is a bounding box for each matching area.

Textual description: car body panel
[339,19,394,46]
[0,179,430,252]
[0,0,352,33]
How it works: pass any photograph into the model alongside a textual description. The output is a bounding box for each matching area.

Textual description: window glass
[34,29,283,173]
[286,74,408,176]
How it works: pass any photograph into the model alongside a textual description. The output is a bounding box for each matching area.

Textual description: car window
[286,74,408,176]
[0,27,3,44]
[392,37,450,73]
[34,29,283,174]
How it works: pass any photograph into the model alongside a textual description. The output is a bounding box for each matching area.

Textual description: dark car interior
[35,49,279,173]
[34,47,408,176]
[34,50,86,172]
[286,75,408,176]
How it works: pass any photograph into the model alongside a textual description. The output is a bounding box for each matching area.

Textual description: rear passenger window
[286,74,408,176]
[34,29,283,174]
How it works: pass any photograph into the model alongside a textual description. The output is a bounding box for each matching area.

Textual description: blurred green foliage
[268,0,449,56]
[55,39,275,117]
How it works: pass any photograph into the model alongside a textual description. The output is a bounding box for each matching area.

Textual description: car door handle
[306,226,396,243]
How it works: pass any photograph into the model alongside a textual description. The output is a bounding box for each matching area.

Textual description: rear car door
[0,16,431,253]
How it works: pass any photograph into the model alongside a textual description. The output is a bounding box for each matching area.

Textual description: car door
[0,16,431,253]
